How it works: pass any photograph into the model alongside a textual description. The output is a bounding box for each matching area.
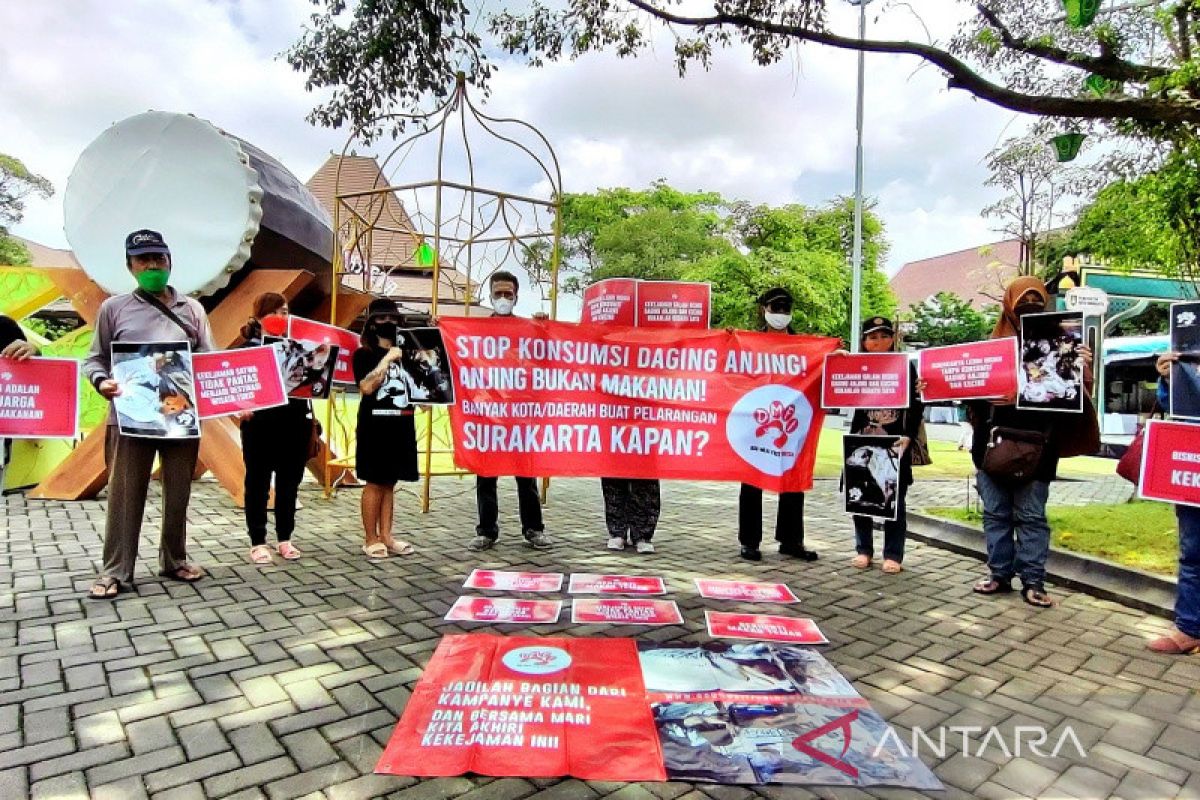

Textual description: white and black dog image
[268,337,338,399]
[843,435,900,520]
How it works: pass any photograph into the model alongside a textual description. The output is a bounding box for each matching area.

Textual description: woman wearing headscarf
[967,277,1097,608]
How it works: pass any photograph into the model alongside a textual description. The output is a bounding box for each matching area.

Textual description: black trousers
[601,478,661,542]
[476,476,543,539]
[738,484,805,550]
[243,425,308,546]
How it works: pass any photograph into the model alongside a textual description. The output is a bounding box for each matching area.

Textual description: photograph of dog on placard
[842,434,900,521]
[1018,310,1085,413]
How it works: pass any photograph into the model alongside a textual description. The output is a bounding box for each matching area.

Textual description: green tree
[0,153,52,266]
[908,292,998,347]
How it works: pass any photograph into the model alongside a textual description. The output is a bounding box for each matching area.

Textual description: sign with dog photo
[842,434,901,520]
[398,327,455,405]
[1018,311,1085,413]
[111,341,199,439]
[264,336,339,400]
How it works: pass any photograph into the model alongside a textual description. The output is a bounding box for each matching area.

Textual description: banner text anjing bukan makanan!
[440,319,840,493]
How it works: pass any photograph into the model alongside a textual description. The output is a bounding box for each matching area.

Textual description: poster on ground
[705,612,829,645]
[636,281,711,329]
[1138,419,1200,508]
[265,336,339,400]
[398,327,455,405]
[444,597,562,624]
[571,599,683,625]
[568,574,667,595]
[582,279,638,326]
[1170,301,1200,420]
[192,346,287,419]
[0,356,80,439]
[842,434,901,521]
[820,353,910,410]
[441,318,840,493]
[917,337,1019,402]
[288,316,360,384]
[464,570,564,592]
[111,342,199,438]
[1018,311,1085,413]
[695,579,799,603]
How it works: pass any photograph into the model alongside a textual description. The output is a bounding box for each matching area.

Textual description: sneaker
[467,536,496,552]
[636,541,655,554]
[607,537,626,551]
[779,545,819,561]
[739,547,762,562]
[524,530,552,550]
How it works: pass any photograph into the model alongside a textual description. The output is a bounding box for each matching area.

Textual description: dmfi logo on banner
[726,385,813,476]
[502,646,572,675]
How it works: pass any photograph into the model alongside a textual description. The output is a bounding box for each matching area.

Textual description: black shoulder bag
[981,408,1048,486]
[135,289,200,348]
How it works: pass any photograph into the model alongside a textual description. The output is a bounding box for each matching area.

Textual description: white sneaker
[606,537,625,551]
[636,541,655,554]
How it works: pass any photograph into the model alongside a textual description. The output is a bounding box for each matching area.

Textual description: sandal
[973,576,1012,595]
[277,541,301,560]
[386,540,415,556]
[250,545,274,565]
[362,542,389,560]
[159,564,205,583]
[1147,628,1200,655]
[852,554,871,569]
[881,559,903,574]
[87,576,121,601]
[1021,586,1055,608]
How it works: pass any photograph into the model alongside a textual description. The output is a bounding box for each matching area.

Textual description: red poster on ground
[821,353,910,410]
[636,281,710,329]
[464,570,564,592]
[568,574,667,595]
[582,279,638,326]
[445,597,562,624]
[706,611,828,644]
[571,599,682,625]
[695,579,799,603]
[192,347,288,419]
[917,337,1019,402]
[288,316,360,384]
[0,357,80,439]
[1139,419,1200,508]
[376,634,666,781]
[442,318,839,493]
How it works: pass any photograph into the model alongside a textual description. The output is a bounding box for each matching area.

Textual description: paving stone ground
[2,475,1197,800]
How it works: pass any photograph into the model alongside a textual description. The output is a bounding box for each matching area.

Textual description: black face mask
[374,321,398,342]
[1014,302,1044,317]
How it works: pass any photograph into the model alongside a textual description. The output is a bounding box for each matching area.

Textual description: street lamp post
[847,0,872,352]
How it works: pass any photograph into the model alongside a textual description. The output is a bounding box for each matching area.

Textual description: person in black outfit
[238,293,313,565]
[738,287,818,563]
[1,315,39,492]
[354,298,420,559]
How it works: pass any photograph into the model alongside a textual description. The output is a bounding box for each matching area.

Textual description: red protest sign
[442,318,839,493]
[464,570,564,592]
[695,578,799,603]
[0,357,80,439]
[821,353,910,409]
[567,574,667,595]
[444,597,562,624]
[705,611,828,644]
[1139,419,1200,508]
[636,281,710,329]
[192,346,287,419]
[917,337,1019,402]
[571,599,683,625]
[376,634,666,781]
[582,279,638,326]
[288,316,360,384]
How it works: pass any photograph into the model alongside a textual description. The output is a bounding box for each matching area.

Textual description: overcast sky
[1,0,1027,294]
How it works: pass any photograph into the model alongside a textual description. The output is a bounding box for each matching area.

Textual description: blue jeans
[975,471,1051,588]
[1176,505,1200,638]
[854,482,907,562]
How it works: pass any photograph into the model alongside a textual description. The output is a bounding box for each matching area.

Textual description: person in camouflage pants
[602,477,661,554]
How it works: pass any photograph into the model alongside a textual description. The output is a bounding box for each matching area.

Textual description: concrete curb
[907,511,1177,619]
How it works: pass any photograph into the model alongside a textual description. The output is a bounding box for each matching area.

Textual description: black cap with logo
[757,286,793,307]
[125,229,171,257]
[862,316,895,336]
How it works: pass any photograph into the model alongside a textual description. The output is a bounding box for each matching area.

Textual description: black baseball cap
[757,287,793,306]
[366,297,400,319]
[862,316,895,336]
[125,229,170,256]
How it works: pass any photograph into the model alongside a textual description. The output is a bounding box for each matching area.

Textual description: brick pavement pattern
[1,476,1197,800]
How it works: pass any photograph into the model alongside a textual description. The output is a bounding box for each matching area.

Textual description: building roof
[8,234,81,269]
[890,238,1022,311]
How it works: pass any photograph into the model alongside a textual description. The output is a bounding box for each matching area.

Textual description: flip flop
[386,541,415,556]
[159,565,206,583]
[87,576,121,601]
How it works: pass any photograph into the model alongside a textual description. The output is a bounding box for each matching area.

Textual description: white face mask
[492,297,515,316]
[765,312,791,330]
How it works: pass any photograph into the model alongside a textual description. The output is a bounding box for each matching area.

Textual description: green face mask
[135,268,170,293]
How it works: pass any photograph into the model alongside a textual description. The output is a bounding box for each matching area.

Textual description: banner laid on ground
[821,353,910,409]
[288,316,360,384]
[636,281,711,329]
[582,278,638,326]
[441,318,839,492]
[463,570,564,592]
[1170,301,1200,420]
[695,579,799,603]
[1138,419,1200,508]
[568,574,667,595]
[705,611,829,644]
[111,342,199,438]
[0,357,80,439]
[377,635,941,790]
[571,599,683,625]
[192,346,288,419]
[917,337,1019,402]
[444,597,562,624]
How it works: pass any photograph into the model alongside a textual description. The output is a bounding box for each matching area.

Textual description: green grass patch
[925,502,1179,576]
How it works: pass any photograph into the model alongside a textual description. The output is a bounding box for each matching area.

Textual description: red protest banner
[636,281,710,329]
[705,611,828,644]
[582,278,638,326]
[821,353,910,409]
[442,318,839,493]
[917,337,1018,402]
[192,347,288,419]
[568,574,667,595]
[571,599,683,625]
[444,597,562,624]
[0,357,80,439]
[376,634,666,781]
[1139,419,1200,508]
[288,316,360,384]
[695,578,799,603]
[464,570,564,592]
